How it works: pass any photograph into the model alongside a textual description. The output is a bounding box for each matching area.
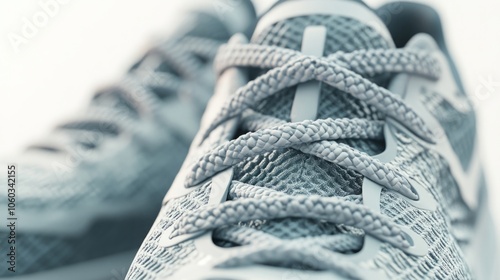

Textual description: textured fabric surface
[16,215,155,275]
[7,133,187,275]
[127,5,477,280]
[231,14,393,245]
[243,14,394,162]
[126,185,210,279]
[359,128,473,279]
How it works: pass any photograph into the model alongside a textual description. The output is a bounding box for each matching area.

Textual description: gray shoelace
[170,42,441,278]
[28,36,222,154]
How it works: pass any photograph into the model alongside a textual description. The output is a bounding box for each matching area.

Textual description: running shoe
[0,1,256,279]
[126,0,496,279]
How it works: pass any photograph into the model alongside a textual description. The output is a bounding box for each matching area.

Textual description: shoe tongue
[252,0,393,50]
[250,0,394,123]
[232,0,394,240]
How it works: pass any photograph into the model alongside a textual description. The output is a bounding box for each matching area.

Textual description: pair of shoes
[4,0,497,279]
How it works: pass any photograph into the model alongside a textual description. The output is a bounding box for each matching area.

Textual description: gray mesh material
[16,215,155,274]
[361,129,473,279]
[234,149,363,197]
[232,14,390,242]
[234,12,474,276]
[252,15,391,53]
[126,185,211,279]
[387,130,474,247]
[127,9,477,280]
[0,127,189,276]
[16,131,187,209]
[421,87,476,170]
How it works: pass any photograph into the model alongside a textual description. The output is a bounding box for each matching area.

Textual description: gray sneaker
[126,0,496,279]
[0,1,255,279]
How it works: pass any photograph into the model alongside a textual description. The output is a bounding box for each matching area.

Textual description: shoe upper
[0,1,256,276]
[126,1,494,279]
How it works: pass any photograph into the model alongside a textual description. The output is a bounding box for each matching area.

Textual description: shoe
[0,1,255,279]
[374,3,497,279]
[126,0,497,279]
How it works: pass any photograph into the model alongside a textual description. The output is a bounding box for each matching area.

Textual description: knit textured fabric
[127,8,476,280]
[128,185,210,279]
[231,15,390,242]
[235,14,472,277]
[366,128,472,279]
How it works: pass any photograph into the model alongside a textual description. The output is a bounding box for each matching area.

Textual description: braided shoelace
[28,36,222,154]
[171,42,441,278]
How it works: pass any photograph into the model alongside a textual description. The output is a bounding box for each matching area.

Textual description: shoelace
[170,42,441,278]
[28,36,222,154]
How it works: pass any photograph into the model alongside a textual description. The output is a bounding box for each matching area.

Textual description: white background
[1,0,499,233]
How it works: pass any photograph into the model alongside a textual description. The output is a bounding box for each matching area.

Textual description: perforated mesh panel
[12,215,154,275]
[0,132,187,276]
[126,185,211,279]
[361,129,474,279]
[232,14,390,242]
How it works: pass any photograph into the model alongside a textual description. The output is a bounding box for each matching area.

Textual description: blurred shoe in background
[126,0,496,279]
[0,1,255,279]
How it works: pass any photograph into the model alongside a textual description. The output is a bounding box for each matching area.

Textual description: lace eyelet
[161,168,234,248]
[398,226,429,256]
[159,225,205,248]
[396,177,437,211]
